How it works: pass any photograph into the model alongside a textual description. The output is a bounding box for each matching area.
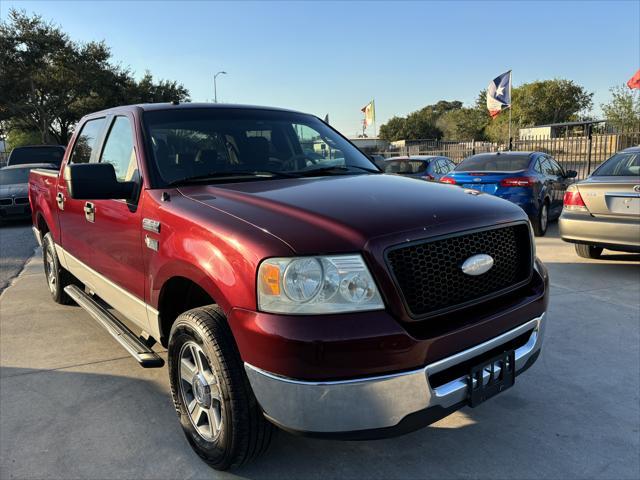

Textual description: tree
[0,9,189,145]
[379,116,407,141]
[437,108,488,141]
[601,85,640,130]
[378,101,462,141]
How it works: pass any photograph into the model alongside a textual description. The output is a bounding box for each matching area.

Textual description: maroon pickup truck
[29,103,548,470]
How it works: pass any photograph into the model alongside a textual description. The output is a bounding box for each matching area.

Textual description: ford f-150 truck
[29,103,548,470]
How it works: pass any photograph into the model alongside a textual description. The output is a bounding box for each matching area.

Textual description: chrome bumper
[245,314,546,434]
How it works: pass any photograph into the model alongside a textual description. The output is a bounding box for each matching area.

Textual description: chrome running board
[64,285,164,368]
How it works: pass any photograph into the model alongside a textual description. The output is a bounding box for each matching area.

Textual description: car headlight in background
[257,255,384,314]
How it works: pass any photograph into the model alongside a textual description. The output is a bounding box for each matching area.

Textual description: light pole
[214,71,227,103]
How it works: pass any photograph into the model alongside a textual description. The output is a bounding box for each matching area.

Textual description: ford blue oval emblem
[461,254,494,276]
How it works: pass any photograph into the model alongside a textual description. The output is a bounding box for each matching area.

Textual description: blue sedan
[383,155,456,181]
[440,151,577,236]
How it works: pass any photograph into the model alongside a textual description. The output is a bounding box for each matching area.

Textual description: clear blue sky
[2,0,639,136]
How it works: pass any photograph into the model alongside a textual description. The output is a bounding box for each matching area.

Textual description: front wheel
[575,243,603,259]
[532,202,549,237]
[168,306,273,470]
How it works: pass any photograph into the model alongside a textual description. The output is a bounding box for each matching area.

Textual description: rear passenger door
[544,155,565,216]
[58,117,107,267]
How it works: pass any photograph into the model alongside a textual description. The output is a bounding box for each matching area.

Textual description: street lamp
[214,71,227,103]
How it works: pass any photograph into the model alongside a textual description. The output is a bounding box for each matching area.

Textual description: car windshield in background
[593,152,640,176]
[0,168,31,185]
[456,154,531,172]
[9,146,64,166]
[383,160,427,174]
[143,108,378,186]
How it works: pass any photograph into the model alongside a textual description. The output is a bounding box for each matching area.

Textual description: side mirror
[64,163,135,200]
[565,170,578,178]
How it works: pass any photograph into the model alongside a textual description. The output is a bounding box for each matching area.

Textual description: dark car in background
[560,146,640,258]
[441,151,576,236]
[0,163,57,222]
[383,155,455,181]
[7,145,66,168]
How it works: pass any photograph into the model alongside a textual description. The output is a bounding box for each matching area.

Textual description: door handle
[84,202,95,223]
[56,192,65,210]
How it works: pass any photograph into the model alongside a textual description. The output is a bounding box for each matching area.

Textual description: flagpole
[508,71,513,150]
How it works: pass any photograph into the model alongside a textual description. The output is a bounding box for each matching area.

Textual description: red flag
[627,69,640,90]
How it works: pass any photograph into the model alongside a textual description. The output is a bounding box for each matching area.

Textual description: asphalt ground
[1,223,639,479]
[0,220,37,293]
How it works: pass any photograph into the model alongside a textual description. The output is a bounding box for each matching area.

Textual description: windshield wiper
[167,170,299,187]
[295,165,381,177]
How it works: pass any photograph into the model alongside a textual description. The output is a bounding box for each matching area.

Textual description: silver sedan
[559,146,640,258]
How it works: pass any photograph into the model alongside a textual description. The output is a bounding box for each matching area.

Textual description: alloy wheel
[179,341,224,441]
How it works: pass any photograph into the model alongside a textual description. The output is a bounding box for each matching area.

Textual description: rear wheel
[42,232,80,304]
[575,243,603,259]
[168,305,273,470]
[532,201,549,237]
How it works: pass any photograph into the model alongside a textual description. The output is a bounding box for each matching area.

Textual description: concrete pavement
[1,224,639,479]
[0,221,36,293]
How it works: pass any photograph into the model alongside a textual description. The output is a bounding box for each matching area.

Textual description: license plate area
[467,350,515,407]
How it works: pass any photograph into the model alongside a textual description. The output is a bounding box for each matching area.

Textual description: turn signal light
[563,189,587,211]
[500,177,535,187]
[259,263,281,295]
[440,176,456,184]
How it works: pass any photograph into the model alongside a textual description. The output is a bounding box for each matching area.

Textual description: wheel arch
[157,275,219,347]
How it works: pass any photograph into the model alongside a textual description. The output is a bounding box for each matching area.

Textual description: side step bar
[64,285,164,368]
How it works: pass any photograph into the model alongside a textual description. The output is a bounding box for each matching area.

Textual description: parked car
[441,151,576,236]
[29,103,548,470]
[7,145,66,168]
[0,163,57,222]
[559,146,640,258]
[383,155,455,181]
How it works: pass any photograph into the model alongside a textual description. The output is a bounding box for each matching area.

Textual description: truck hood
[179,174,528,253]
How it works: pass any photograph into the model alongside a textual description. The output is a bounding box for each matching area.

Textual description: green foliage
[381,79,593,143]
[437,108,488,141]
[5,126,41,150]
[0,9,190,145]
[601,85,640,130]
[378,101,463,141]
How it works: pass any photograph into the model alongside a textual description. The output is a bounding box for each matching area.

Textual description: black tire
[575,243,603,259]
[532,201,549,237]
[42,232,80,304]
[168,305,273,470]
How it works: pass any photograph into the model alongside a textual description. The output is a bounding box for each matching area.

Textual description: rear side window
[8,147,65,166]
[456,154,531,172]
[384,160,427,174]
[99,117,138,182]
[69,118,106,164]
[593,152,640,176]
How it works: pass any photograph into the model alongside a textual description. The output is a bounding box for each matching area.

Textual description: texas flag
[487,71,512,118]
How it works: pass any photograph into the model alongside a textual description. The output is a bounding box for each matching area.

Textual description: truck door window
[69,118,106,164]
[99,116,138,182]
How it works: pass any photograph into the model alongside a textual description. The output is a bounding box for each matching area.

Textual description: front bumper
[245,313,545,437]
[559,211,640,251]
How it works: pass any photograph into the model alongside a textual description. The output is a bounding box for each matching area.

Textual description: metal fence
[374,126,640,180]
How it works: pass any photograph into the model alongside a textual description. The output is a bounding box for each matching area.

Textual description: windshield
[143,108,379,186]
[456,154,531,172]
[383,160,427,174]
[592,152,640,176]
[0,168,31,185]
[9,146,64,166]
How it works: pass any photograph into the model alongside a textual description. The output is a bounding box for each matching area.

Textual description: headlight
[257,255,384,314]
